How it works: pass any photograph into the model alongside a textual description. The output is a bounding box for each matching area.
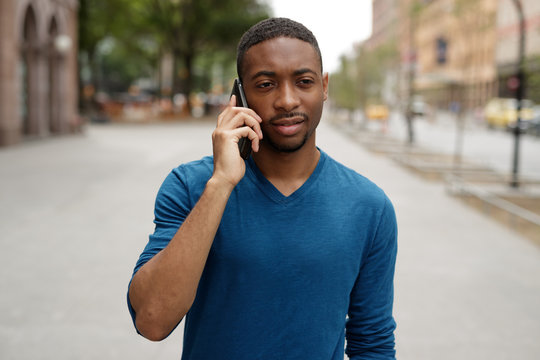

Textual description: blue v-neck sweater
[129,150,397,359]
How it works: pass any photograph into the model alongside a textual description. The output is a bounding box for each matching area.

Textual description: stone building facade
[0,0,79,146]
[411,0,498,110]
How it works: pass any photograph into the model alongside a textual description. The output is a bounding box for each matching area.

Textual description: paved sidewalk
[0,117,539,359]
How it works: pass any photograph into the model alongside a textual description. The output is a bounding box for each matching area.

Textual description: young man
[128,18,397,359]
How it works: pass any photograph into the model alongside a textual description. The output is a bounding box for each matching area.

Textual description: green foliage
[330,40,399,111]
[330,55,360,111]
[79,0,156,92]
[78,0,270,96]
[78,0,133,58]
[98,38,156,93]
[123,0,270,95]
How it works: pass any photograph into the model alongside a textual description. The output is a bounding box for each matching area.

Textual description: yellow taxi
[484,98,534,128]
[366,104,389,121]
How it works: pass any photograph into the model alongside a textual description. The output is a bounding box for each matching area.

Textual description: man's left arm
[346,196,398,359]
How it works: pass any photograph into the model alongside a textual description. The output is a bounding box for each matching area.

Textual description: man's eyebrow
[293,68,317,76]
[251,70,276,80]
[250,68,318,80]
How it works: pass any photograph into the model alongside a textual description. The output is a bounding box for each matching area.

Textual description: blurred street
[387,111,540,178]
[1,114,540,359]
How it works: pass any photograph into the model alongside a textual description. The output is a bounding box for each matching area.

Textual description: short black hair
[236,17,323,79]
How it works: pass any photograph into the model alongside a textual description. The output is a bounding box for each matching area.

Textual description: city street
[1,115,540,359]
[387,111,540,178]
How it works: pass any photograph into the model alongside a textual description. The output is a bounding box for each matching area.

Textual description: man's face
[241,37,328,153]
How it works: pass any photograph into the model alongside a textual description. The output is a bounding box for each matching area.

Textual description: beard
[262,112,311,153]
[263,131,310,153]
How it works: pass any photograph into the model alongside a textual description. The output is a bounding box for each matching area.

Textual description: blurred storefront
[0,0,79,147]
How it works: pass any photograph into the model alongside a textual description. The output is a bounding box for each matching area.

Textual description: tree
[330,41,398,123]
[79,0,270,112]
[78,0,134,91]
[448,0,496,166]
[133,0,270,109]
[329,55,361,122]
[403,0,423,144]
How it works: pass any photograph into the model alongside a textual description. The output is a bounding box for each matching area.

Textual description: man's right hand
[211,95,263,188]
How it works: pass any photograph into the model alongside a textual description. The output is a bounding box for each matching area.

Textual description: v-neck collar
[245,149,327,205]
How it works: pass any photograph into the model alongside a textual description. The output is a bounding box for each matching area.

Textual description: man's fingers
[247,130,261,153]
[217,105,261,128]
[237,113,263,140]
[217,96,238,126]
[234,127,260,153]
[218,110,262,138]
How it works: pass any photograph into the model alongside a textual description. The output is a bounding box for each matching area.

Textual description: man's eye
[298,79,314,85]
[257,82,273,88]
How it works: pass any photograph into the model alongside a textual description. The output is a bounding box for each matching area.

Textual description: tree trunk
[172,48,182,97]
[453,107,465,172]
[183,52,194,114]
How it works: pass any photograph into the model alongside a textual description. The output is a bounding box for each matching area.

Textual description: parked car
[365,104,389,121]
[525,105,540,137]
[484,98,534,128]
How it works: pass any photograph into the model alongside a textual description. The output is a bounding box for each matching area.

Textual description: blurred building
[496,0,540,101]
[368,0,400,49]
[0,0,79,147]
[411,0,498,111]
[365,0,401,108]
[366,0,498,113]
[360,0,540,114]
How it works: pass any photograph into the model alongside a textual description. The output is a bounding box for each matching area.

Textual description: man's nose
[274,82,300,112]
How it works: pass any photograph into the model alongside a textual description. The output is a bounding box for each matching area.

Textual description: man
[128,17,397,359]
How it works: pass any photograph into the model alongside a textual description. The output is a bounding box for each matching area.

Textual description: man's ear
[322,72,329,101]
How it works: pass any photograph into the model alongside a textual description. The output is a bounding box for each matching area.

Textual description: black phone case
[231,79,252,160]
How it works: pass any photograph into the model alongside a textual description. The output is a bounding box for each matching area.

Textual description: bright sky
[266,0,373,73]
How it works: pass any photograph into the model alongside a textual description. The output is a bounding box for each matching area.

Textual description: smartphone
[230,79,252,160]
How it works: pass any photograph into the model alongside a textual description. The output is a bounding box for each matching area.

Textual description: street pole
[510,0,525,188]
[406,2,418,145]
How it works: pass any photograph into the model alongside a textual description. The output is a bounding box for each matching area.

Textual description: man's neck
[251,137,320,197]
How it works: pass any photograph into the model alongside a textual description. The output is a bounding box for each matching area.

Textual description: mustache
[269,112,308,123]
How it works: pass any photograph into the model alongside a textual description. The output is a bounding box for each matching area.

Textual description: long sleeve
[346,196,398,359]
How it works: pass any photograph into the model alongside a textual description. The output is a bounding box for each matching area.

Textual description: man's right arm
[128,176,235,341]
[128,96,262,341]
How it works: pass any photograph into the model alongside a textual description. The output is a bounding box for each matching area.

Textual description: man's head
[237,17,323,81]
[235,18,328,154]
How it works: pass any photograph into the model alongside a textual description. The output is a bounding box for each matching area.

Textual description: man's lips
[268,112,308,136]
[271,118,305,136]
[272,117,305,126]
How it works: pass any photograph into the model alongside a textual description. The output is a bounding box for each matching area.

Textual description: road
[386,111,540,178]
[1,115,539,359]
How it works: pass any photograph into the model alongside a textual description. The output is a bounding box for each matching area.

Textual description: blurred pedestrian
[127,17,398,359]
